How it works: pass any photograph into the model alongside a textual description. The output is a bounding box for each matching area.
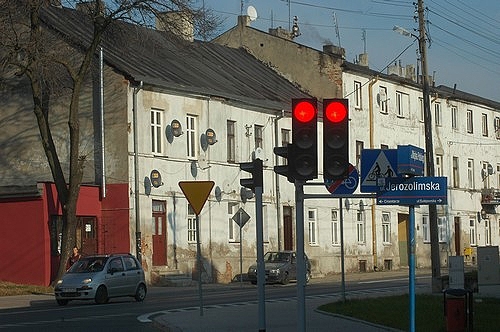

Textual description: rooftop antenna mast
[362,28,367,53]
[333,11,341,47]
[288,0,291,31]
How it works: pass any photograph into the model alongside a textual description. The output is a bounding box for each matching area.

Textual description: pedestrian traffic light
[323,98,349,181]
[273,144,294,183]
[239,158,263,192]
[291,98,318,180]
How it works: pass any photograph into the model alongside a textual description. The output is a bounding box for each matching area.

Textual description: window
[228,202,239,242]
[356,140,364,171]
[438,216,447,243]
[331,209,339,245]
[382,212,391,244]
[254,125,263,149]
[482,161,491,189]
[186,115,197,158]
[482,114,488,137]
[435,154,443,177]
[434,103,442,126]
[466,110,473,133]
[469,218,476,246]
[395,91,408,117]
[467,159,475,189]
[354,81,362,108]
[227,120,236,163]
[452,156,460,188]
[495,116,500,139]
[419,98,424,122]
[356,210,366,244]
[187,204,197,243]
[422,215,430,243]
[379,86,388,113]
[151,109,162,154]
[485,219,491,245]
[381,144,389,150]
[451,106,458,130]
[278,129,291,164]
[308,209,318,245]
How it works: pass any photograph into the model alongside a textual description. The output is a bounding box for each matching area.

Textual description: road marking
[358,276,430,284]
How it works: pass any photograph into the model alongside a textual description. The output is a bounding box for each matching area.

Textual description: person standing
[66,246,81,270]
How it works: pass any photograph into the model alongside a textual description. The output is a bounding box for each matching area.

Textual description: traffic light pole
[255,185,266,332]
[295,180,306,332]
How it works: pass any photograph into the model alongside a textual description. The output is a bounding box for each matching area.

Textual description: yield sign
[178,181,215,215]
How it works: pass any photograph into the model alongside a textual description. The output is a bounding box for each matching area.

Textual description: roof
[343,61,500,110]
[40,6,310,111]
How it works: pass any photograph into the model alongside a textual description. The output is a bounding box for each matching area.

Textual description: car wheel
[95,285,109,304]
[135,283,147,302]
[56,299,68,306]
[281,272,290,285]
[305,271,312,284]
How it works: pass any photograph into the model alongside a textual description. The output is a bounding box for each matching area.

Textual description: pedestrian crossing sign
[360,149,397,193]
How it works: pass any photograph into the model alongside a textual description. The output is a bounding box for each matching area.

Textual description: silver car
[54,253,147,305]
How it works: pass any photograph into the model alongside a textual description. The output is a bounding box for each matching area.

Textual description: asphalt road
[0,270,431,331]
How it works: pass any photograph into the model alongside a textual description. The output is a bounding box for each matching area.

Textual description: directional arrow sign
[376,176,448,206]
[178,181,215,215]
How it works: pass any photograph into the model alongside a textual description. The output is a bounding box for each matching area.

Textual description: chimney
[238,15,251,27]
[268,27,294,40]
[156,11,194,42]
[358,53,369,67]
[323,44,345,58]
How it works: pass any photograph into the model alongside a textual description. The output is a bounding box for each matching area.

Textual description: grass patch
[318,294,500,332]
[0,281,53,296]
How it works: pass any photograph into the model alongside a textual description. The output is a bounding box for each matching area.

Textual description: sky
[197,0,500,103]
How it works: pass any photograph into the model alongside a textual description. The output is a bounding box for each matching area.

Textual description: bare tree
[0,0,220,283]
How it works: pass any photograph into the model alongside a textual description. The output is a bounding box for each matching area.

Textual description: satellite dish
[223,180,232,193]
[198,154,209,170]
[215,186,222,202]
[253,147,265,160]
[247,5,258,21]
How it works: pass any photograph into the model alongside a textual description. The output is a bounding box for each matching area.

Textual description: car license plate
[63,288,76,293]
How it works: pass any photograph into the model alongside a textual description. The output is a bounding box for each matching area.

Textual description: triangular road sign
[178,181,215,215]
[361,151,396,188]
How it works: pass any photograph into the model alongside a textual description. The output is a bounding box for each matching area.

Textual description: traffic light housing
[273,144,294,183]
[291,98,318,180]
[239,158,263,192]
[323,98,349,181]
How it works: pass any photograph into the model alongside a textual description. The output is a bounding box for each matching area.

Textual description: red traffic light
[293,100,316,123]
[325,101,347,123]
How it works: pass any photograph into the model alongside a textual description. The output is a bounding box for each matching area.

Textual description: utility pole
[417,0,441,292]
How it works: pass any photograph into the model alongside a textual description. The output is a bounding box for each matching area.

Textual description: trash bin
[443,288,473,332]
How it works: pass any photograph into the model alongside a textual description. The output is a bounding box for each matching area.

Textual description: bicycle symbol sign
[324,164,359,195]
[360,149,398,193]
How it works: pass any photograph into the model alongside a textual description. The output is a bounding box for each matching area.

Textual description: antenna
[362,29,367,53]
[247,5,257,21]
[333,12,341,47]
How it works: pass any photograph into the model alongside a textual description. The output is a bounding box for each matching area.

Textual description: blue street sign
[360,149,398,192]
[376,176,448,205]
[325,164,359,195]
[397,145,424,176]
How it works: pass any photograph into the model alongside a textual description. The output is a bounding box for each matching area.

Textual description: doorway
[152,200,167,266]
[283,206,294,251]
[398,213,409,266]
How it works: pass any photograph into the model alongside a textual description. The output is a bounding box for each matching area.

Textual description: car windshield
[68,257,108,273]
[264,252,291,263]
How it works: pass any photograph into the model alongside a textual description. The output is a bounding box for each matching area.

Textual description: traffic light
[273,144,294,183]
[291,98,318,180]
[323,98,349,181]
[239,158,263,192]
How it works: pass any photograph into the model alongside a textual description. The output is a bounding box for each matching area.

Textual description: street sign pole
[295,180,306,332]
[409,205,416,332]
[255,185,266,332]
[196,214,203,316]
[340,198,346,302]
[239,209,243,287]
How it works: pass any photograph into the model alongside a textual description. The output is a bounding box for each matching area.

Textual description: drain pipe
[368,76,378,270]
[133,81,143,264]
[274,110,285,251]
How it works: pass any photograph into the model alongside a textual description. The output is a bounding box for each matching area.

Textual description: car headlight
[269,269,280,275]
[83,278,92,284]
[56,279,63,285]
